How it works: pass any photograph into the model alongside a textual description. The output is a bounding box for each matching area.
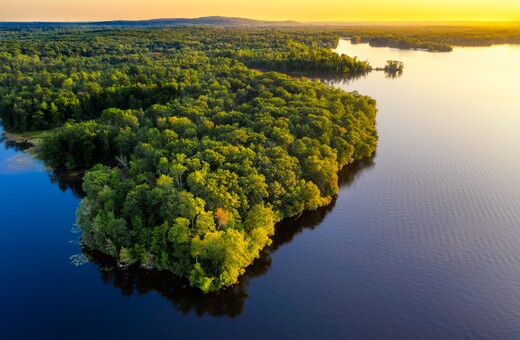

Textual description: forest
[0,27,373,132]
[0,27,378,292]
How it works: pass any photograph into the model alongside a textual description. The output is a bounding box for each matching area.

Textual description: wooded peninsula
[0,24,416,292]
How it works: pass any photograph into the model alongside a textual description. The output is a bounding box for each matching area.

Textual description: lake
[1,40,520,339]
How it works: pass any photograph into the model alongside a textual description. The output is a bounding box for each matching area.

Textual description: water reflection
[384,70,403,78]
[87,250,254,317]
[84,157,375,317]
[48,169,86,198]
[0,129,32,151]
[307,71,370,87]
[1,138,34,152]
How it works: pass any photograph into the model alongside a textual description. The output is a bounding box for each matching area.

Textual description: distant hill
[1,16,516,29]
[0,16,302,28]
[90,16,302,27]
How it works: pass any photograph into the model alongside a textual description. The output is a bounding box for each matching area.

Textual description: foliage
[1,27,378,292]
[383,60,404,74]
[0,27,370,132]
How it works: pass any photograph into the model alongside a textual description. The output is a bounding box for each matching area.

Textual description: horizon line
[0,15,518,24]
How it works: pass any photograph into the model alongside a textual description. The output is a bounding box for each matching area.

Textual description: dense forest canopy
[0,27,372,132]
[0,27,377,292]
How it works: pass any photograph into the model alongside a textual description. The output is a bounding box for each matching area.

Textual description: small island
[382,60,405,75]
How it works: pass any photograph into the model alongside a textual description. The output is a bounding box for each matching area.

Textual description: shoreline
[2,129,29,143]
[1,128,49,156]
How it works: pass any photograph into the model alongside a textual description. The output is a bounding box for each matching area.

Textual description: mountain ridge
[0,16,303,27]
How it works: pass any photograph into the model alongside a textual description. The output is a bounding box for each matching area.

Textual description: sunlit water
[1,41,520,339]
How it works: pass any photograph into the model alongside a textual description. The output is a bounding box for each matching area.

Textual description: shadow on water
[84,156,376,317]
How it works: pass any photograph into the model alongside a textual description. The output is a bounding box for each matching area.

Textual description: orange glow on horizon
[1,0,520,22]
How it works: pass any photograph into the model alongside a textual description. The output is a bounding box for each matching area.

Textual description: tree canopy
[0,27,377,292]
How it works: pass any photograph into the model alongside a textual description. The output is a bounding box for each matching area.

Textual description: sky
[1,0,520,22]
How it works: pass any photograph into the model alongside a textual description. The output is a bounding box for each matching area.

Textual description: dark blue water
[2,42,520,339]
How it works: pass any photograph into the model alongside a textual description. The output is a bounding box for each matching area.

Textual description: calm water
[2,41,520,339]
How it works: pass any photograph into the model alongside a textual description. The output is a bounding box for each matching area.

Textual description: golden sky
[1,0,520,22]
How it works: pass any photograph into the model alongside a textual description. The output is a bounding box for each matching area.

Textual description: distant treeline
[340,25,520,51]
